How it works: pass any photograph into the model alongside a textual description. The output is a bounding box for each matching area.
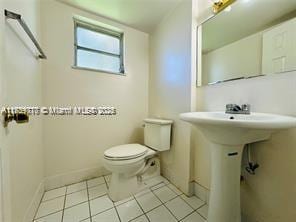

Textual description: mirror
[198,0,296,86]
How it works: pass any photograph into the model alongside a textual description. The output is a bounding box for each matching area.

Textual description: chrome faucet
[226,104,250,114]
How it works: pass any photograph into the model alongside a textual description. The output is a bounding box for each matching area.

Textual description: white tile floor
[34,175,208,222]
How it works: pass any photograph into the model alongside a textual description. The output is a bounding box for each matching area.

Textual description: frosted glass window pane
[77,27,120,55]
[77,49,120,73]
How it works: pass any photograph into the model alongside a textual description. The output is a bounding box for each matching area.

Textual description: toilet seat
[104,144,148,161]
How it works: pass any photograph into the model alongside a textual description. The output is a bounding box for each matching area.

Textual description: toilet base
[109,173,138,201]
[108,156,160,201]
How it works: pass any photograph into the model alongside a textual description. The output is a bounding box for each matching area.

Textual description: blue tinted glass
[77,49,120,73]
[77,27,120,55]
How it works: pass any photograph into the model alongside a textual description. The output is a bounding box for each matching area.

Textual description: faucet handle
[226,104,235,110]
[241,104,250,111]
[241,104,251,114]
[226,104,241,111]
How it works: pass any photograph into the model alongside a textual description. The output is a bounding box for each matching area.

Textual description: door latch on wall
[2,108,29,127]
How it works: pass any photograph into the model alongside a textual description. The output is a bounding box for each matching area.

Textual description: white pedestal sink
[180,112,296,222]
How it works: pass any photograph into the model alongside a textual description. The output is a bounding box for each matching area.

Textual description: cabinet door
[262,17,296,74]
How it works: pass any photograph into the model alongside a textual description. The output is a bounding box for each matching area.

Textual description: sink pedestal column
[208,143,244,222]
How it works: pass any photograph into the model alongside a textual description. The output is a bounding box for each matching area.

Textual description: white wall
[0,0,44,221]
[149,0,195,194]
[194,1,296,221]
[202,31,262,84]
[41,0,149,187]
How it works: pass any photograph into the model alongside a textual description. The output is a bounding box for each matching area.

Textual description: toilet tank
[144,118,173,151]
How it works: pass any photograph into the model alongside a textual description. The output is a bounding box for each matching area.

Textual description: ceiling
[202,0,296,53]
[58,0,182,33]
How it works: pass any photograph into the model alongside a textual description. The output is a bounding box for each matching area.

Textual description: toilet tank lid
[144,118,173,125]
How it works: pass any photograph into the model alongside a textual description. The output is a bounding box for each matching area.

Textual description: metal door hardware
[2,108,29,127]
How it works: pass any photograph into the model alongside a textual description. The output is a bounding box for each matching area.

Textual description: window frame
[73,19,125,75]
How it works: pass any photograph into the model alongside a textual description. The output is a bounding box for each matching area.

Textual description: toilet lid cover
[104,144,148,160]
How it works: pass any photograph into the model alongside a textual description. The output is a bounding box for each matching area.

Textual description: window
[74,19,124,74]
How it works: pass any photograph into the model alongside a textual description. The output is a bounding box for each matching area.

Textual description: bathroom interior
[1,0,296,221]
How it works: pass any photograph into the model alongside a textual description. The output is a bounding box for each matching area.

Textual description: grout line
[143,213,150,222]
[174,194,198,212]
[34,190,67,220]
[179,210,196,222]
[149,189,179,221]
[87,182,106,189]
[194,204,208,220]
[114,196,135,207]
[138,203,161,216]
[32,190,46,220]
[86,176,107,189]
[150,182,166,191]
[60,186,68,222]
[140,189,188,216]
[162,200,181,222]
[86,180,93,222]
[150,186,182,205]
[66,187,87,195]
[34,210,63,221]
[177,209,195,222]
[89,206,115,219]
[166,183,182,195]
[128,213,147,222]
[133,196,148,222]
[88,194,116,219]
[165,183,208,218]
[41,194,66,203]
[114,207,122,222]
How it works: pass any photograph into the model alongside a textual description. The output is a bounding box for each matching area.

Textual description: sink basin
[180,111,296,222]
[180,112,296,145]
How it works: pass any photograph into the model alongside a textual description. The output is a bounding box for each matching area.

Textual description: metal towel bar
[4,9,47,59]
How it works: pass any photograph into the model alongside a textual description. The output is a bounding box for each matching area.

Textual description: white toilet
[103,118,173,201]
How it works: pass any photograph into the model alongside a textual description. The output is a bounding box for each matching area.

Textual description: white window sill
[72,66,126,76]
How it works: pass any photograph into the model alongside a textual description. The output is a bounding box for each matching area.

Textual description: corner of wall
[23,181,45,222]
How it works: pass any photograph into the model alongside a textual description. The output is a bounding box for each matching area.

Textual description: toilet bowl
[103,118,173,201]
[103,144,157,201]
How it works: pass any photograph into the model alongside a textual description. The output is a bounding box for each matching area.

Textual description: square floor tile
[116,199,143,222]
[114,196,134,206]
[197,204,208,219]
[167,184,182,195]
[146,205,177,222]
[153,186,178,203]
[136,191,161,213]
[90,195,114,216]
[63,202,90,222]
[66,181,87,194]
[35,196,64,219]
[130,215,149,222]
[88,183,107,200]
[134,188,150,198]
[165,197,193,220]
[65,190,88,208]
[34,211,62,222]
[42,187,66,201]
[180,194,204,210]
[87,177,105,188]
[151,182,166,191]
[92,208,120,222]
[145,176,169,188]
[181,212,205,222]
